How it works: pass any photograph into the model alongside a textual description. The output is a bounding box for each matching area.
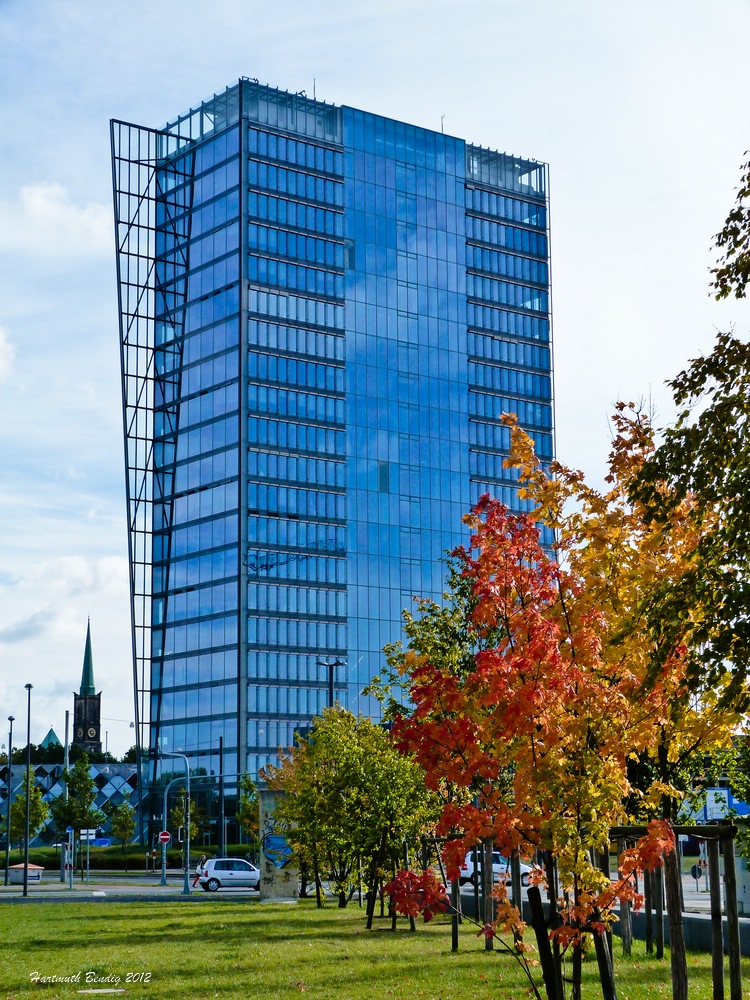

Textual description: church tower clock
[72,620,102,754]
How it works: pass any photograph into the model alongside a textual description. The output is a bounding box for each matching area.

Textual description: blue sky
[1,0,748,754]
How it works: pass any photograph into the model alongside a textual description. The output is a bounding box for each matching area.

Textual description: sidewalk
[0,870,210,902]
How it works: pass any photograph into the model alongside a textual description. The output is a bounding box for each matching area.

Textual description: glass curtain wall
[464,148,553,531]
[114,80,553,787]
[150,124,242,782]
[244,89,348,776]
[343,110,470,715]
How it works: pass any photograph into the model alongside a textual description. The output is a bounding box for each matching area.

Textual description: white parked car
[459,850,533,888]
[198,857,261,892]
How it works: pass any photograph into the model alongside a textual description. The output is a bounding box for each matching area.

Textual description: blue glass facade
[112,80,553,785]
[343,110,470,719]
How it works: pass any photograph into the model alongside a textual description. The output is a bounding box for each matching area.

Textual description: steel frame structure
[110,120,194,842]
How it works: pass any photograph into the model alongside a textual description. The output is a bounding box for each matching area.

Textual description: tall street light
[4,715,14,886]
[160,775,188,886]
[23,684,32,898]
[315,659,346,709]
[159,750,191,895]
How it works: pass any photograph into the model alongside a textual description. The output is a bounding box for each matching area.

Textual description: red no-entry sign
[158,831,171,844]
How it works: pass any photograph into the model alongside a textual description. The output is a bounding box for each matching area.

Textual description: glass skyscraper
[111,79,553,790]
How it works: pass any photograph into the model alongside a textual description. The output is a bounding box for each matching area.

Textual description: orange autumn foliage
[392,495,675,941]
[387,407,739,962]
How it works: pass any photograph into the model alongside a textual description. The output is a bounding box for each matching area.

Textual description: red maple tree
[387,494,676,994]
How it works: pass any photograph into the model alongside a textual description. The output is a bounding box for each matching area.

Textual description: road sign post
[157,752,191,894]
[81,829,96,885]
[159,830,171,886]
[65,827,74,890]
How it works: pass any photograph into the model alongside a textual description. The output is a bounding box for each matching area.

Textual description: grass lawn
[1,898,746,999]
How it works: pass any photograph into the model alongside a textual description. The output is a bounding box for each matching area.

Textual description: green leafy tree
[629,331,750,708]
[68,745,114,765]
[31,742,64,765]
[7,744,61,765]
[696,734,750,858]
[169,794,207,844]
[190,768,217,833]
[9,771,50,847]
[108,799,136,872]
[712,155,750,299]
[49,753,105,836]
[371,556,495,717]
[630,155,750,708]
[264,707,436,908]
[236,773,259,849]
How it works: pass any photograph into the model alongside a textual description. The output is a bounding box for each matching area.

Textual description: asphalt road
[0,870,265,902]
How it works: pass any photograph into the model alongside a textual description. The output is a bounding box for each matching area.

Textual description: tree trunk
[655,865,664,959]
[451,876,460,953]
[657,729,687,995]
[707,836,724,1000]
[592,920,618,1000]
[571,939,582,1000]
[312,846,322,909]
[617,838,632,956]
[403,841,416,932]
[663,846,688,1000]
[544,852,564,1000]
[527,885,561,1000]
[598,847,614,961]
[298,863,309,898]
[511,851,522,909]
[722,831,743,1000]
[472,843,480,924]
[366,830,388,930]
[570,881,582,1000]
[482,838,493,951]
[365,848,378,929]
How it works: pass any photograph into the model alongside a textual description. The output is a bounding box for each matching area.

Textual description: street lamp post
[23,684,32,898]
[60,711,70,885]
[218,736,224,859]
[160,775,188,886]
[4,715,14,886]
[159,751,191,895]
[315,659,346,709]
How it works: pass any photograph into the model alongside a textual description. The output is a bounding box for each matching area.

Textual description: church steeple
[72,619,102,754]
[80,618,96,696]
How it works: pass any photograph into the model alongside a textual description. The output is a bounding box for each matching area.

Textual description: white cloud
[0,606,51,644]
[22,554,127,602]
[0,182,110,259]
[0,0,749,756]
[0,326,14,381]
[0,554,133,753]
